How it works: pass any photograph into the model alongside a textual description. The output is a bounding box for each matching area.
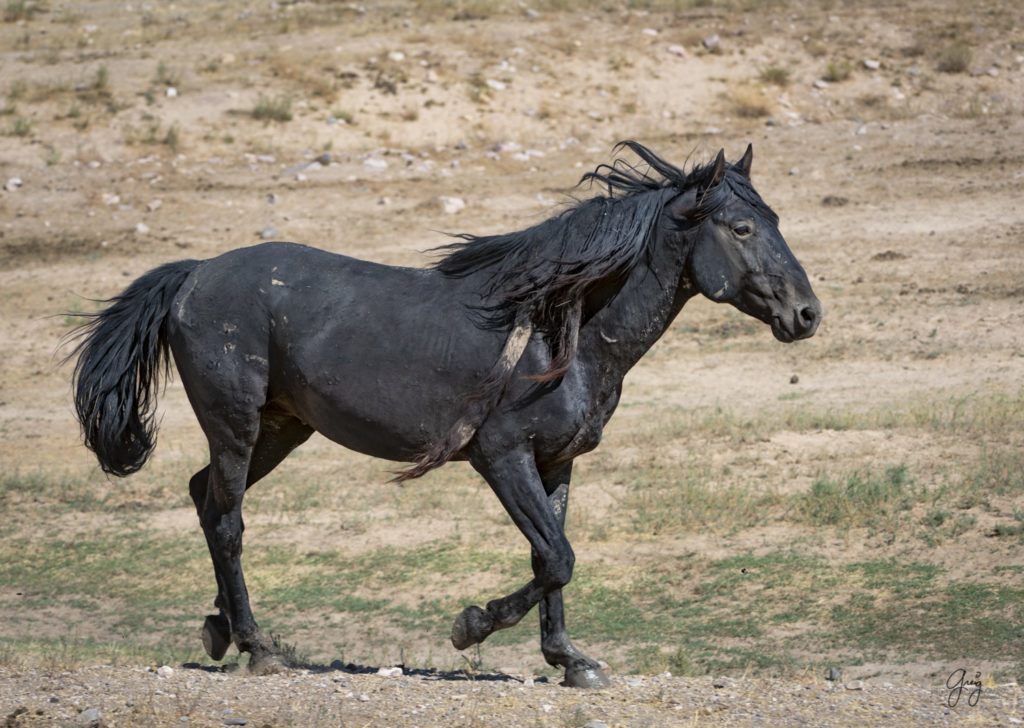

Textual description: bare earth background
[1,0,1024,725]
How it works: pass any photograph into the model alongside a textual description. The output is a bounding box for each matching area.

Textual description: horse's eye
[732,223,753,237]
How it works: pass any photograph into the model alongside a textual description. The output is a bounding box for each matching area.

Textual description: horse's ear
[708,149,727,187]
[737,144,753,177]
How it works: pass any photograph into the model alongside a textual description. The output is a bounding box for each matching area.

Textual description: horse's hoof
[248,651,287,676]
[564,666,611,689]
[201,614,231,661]
[451,605,492,650]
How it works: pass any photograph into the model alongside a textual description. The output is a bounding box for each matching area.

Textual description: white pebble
[438,196,466,214]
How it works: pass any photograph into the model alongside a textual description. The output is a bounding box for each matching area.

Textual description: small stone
[438,196,465,214]
[642,28,659,36]
[135,222,150,235]
[584,721,610,728]
[223,719,249,726]
[702,33,721,51]
[146,199,163,212]
[260,224,278,239]
[826,666,842,681]
[221,53,236,65]
[166,87,178,98]
[156,665,174,677]
[75,708,102,727]
[4,177,22,191]
[387,51,405,62]
[713,677,735,689]
[813,79,829,89]
[863,59,881,70]
[376,666,402,678]
[845,679,865,690]
[357,694,370,702]
[486,79,506,91]
[363,157,388,171]
[790,374,800,384]
[667,44,688,58]
[425,69,439,83]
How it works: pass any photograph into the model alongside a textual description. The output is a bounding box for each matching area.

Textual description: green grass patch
[795,465,916,528]
[252,93,293,122]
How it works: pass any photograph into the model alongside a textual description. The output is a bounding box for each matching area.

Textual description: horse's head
[667,146,822,342]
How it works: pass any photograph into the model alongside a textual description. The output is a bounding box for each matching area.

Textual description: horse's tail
[67,259,202,477]
[393,311,534,483]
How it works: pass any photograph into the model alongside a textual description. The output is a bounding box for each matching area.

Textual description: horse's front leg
[535,463,610,688]
[451,450,573,653]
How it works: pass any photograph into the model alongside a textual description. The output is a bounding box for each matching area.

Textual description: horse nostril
[798,305,819,330]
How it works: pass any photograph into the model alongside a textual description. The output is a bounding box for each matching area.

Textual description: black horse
[69,142,820,687]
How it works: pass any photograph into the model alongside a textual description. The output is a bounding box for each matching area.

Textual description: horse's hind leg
[535,463,609,688]
[190,411,312,673]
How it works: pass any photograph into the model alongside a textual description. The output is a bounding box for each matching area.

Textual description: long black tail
[67,259,202,476]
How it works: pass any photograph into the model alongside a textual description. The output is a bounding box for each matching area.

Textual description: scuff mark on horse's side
[599,329,618,344]
[272,279,286,287]
[173,271,201,323]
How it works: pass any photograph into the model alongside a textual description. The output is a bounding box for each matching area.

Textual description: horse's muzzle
[771,299,822,343]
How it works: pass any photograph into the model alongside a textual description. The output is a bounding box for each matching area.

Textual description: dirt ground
[2,0,1024,724]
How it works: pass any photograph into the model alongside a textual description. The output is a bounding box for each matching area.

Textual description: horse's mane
[432,141,746,378]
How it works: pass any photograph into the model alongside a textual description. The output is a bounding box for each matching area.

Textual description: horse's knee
[539,543,574,591]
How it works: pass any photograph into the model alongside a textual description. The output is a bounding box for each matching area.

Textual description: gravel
[1,665,1020,727]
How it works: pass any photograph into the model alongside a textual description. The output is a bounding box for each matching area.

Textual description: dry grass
[729,84,773,118]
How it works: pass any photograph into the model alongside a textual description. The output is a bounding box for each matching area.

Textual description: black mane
[433,141,776,379]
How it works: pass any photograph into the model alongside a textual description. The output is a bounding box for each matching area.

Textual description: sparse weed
[730,84,773,118]
[937,42,972,73]
[154,60,180,87]
[3,0,41,22]
[252,93,293,122]
[824,60,853,82]
[164,123,180,153]
[758,66,791,86]
[8,115,32,137]
[797,465,916,528]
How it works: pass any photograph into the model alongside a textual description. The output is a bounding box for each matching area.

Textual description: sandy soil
[2,0,1024,724]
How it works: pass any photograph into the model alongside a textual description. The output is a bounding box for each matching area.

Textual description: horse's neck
[579,234,695,378]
